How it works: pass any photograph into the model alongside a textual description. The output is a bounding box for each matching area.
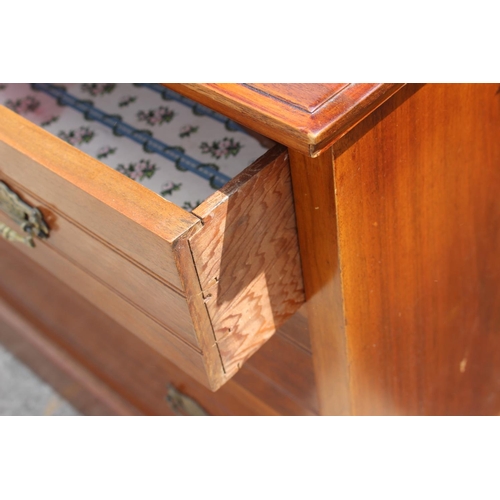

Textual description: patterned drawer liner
[0,83,269,211]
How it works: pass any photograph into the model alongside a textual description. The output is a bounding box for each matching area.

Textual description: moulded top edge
[163,83,406,157]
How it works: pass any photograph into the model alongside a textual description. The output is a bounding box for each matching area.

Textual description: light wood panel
[190,146,305,378]
[0,216,215,387]
[0,108,306,390]
[172,234,226,390]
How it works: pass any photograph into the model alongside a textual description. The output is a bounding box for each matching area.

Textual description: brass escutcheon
[0,181,49,246]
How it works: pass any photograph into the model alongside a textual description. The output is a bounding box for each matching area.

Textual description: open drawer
[0,84,304,390]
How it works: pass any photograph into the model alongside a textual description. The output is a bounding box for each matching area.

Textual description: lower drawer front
[0,106,304,390]
[0,238,317,415]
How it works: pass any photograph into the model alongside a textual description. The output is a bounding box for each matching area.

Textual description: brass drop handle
[166,385,209,416]
[0,181,49,248]
[0,221,35,247]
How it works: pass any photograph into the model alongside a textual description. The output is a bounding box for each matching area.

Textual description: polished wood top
[165,83,405,156]
[245,84,349,112]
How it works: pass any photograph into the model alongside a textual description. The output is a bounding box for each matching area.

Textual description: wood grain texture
[0,207,200,353]
[0,105,304,390]
[0,175,200,346]
[289,148,351,416]
[0,239,316,415]
[245,84,349,112]
[172,235,225,391]
[165,83,404,157]
[274,303,311,353]
[240,316,319,414]
[333,83,500,415]
[0,295,141,416]
[0,106,198,289]
[0,221,216,387]
[189,146,305,378]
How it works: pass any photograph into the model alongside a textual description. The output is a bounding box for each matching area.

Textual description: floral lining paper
[0,83,270,211]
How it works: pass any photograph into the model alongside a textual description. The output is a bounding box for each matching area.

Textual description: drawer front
[0,179,200,346]
[0,106,304,390]
[0,238,317,416]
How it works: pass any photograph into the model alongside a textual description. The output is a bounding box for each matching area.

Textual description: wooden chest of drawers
[1,83,499,415]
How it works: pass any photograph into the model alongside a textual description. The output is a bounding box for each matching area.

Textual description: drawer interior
[0,83,271,211]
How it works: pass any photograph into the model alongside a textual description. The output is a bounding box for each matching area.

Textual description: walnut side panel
[189,146,305,378]
[333,83,500,415]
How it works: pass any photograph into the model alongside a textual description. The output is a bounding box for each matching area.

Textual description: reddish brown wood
[240,314,319,414]
[190,146,305,379]
[0,299,141,416]
[275,304,311,353]
[332,83,500,415]
[165,83,404,156]
[0,178,200,346]
[245,84,349,112]
[0,108,304,390]
[0,106,197,288]
[0,244,142,416]
[289,148,351,416]
[4,83,496,416]
[0,217,213,386]
[172,234,226,390]
[0,238,316,415]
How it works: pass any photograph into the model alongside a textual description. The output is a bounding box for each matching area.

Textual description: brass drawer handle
[0,181,49,245]
[0,221,35,247]
[166,385,209,416]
